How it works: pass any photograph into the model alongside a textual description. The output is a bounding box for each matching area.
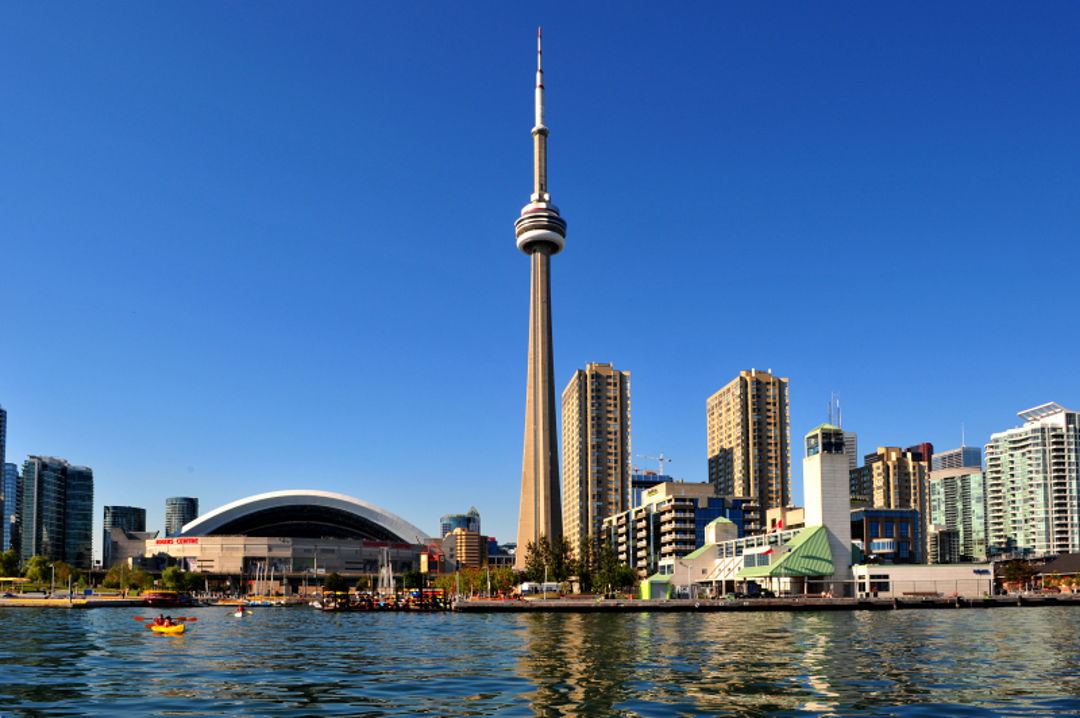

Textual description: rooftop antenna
[828,393,843,428]
[961,422,966,448]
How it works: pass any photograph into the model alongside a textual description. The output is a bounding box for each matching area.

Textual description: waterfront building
[103,505,147,568]
[985,402,1080,557]
[706,369,791,534]
[149,490,431,588]
[850,507,921,563]
[673,427,862,597]
[932,446,982,471]
[18,456,94,569]
[601,481,747,577]
[439,507,480,537]
[562,362,631,560]
[515,31,569,568]
[631,472,669,509]
[765,506,804,532]
[441,528,489,570]
[2,462,17,552]
[803,424,854,591]
[849,447,930,529]
[106,527,159,570]
[928,466,988,562]
[165,496,199,537]
[851,563,992,599]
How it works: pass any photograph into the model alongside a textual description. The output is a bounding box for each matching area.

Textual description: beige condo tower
[515,30,568,568]
[706,369,791,534]
[562,363,631,560]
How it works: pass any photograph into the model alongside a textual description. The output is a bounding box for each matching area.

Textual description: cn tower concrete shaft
[516,247,562,568]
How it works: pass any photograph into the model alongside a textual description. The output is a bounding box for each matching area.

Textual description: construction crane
[636,453,671,476]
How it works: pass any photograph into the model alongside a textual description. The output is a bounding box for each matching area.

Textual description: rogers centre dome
[177,489,429,544]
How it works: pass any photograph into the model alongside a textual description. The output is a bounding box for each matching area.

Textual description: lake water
[1,605,1078,716]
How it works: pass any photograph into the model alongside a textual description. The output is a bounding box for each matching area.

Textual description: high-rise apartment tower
[985,402,1080,557]
[850,447,930,515]
[165,496,199,537]
[515,30,569,568]
[2,462,17,553]
[18,456,94,569]
[562,363,631,559]
[706,369,791,533]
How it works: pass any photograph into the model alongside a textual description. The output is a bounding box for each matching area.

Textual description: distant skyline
[2,4,1078,552]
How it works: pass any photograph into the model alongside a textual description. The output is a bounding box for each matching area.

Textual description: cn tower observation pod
[177,489,429,545]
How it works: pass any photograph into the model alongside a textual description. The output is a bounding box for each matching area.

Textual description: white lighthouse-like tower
[515,29,568,569]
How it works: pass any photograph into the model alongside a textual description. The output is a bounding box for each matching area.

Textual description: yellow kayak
[149,623,185,635]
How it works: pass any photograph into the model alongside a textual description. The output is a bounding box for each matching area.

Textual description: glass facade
[165,497,199,537]
[2,462,17,552]
[439,507,480,537]
[18,456,94,569]
[928,468,988,562]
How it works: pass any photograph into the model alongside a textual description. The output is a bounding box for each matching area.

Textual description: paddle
[136,615,198,622]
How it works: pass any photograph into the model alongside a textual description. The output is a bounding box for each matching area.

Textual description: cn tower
[514,28,567,569]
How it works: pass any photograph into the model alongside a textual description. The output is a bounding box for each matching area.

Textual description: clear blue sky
[2,3,1078,554]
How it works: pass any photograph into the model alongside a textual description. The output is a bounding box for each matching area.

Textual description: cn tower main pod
[515,29,567,570]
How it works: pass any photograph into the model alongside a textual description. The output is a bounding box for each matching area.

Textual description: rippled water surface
[1,606,1079,716]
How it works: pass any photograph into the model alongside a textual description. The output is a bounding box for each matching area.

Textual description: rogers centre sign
[154,538,200,545]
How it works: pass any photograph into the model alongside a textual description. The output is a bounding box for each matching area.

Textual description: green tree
[182,572,205,593]
[433,572,457,595]
[400,570,425,590]
[548,535,574,582]
[489,567,518,595]
[575,534,597,591]
[52,561,81,587]
[23,555,51,584]
[593,537,622,594]
[0,549,20,577]
[161,566,186,590]
[1002,560,1037,589]
[523,537,549,583]
[354,575,371,591]
[323,572,348,592]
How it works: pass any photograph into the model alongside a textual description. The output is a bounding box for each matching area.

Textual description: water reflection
[2,606,1080,715]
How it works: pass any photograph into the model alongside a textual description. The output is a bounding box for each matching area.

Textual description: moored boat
[143,590,197,608]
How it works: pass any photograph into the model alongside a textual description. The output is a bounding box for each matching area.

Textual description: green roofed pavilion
[737,525,834,578]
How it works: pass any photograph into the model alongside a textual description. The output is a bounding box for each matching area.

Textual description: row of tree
[1,551,89,588]
[522,535,637,594]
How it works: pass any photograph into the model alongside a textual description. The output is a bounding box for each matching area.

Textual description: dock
[0,597,146,609]
[454,594,1080,613]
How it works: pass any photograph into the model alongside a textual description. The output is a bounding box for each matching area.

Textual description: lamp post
[50,563,55,597]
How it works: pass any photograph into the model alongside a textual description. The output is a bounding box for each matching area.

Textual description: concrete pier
[454,594,1080,613]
